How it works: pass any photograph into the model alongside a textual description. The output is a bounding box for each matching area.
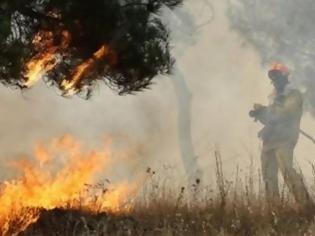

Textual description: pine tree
[0,0,182,98]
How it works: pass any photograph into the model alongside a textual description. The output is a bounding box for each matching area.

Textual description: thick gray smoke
[227,0,315,114]
[2,0,315,185]
[0,1,279,183]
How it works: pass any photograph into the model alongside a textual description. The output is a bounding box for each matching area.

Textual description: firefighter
[249,63,311,205]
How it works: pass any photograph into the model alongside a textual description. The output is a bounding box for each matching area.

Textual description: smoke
[225,0,315,180]
[1,0,315,185]
[227,0,315,114]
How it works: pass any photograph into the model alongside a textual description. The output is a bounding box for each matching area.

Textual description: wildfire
[24,30,71,88]
[0,135,135,235]
[24,51,59,87]
[61,45,109,96]
[23,29,115,96]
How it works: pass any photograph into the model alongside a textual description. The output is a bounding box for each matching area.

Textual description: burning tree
[0,0,182,97]
[227,0,315,114]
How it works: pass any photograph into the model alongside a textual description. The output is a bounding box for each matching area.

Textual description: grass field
[4,152,315,236]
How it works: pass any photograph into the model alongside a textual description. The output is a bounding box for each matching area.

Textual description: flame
[0,135,134,234]
[24,29,116,96]
[24,51,59,87]
[61,45,109,95]
[24,30,71,88]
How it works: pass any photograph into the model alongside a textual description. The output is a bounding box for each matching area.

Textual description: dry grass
[9,152,315,235]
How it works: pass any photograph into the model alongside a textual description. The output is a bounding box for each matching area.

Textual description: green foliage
[0,0,183,97]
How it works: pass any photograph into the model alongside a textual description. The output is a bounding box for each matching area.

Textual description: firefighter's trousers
[261,143,310,204]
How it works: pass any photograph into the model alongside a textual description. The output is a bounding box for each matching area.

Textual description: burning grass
[2,140,315,235]
[14,174,315,236]
[0,135,134,235]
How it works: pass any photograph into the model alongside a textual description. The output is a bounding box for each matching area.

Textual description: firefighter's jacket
[256,87,303,150]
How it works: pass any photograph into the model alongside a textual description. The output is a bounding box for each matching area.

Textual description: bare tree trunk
[172,64,202,182]
[162,0,214,182]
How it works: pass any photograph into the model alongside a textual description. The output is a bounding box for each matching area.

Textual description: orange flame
[61,45,109,95]
[24,29,116,96]
[24,30,71,88]
[24,51,59,87]
[0,135,134,234]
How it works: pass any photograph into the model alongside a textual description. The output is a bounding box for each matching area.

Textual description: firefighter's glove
[249,103,266,121]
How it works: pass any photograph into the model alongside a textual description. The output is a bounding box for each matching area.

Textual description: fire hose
[249,110,315,144]
[249,108,315,143]
[300,129,315,144]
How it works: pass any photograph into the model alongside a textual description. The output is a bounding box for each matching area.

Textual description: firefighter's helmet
[268,62,290,79]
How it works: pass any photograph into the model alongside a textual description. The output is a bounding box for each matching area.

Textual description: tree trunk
[172,64,202,182]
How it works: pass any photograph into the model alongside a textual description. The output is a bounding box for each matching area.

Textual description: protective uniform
[253,64,310,204]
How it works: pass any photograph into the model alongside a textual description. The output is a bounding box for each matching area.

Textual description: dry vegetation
[7,152,315,236]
